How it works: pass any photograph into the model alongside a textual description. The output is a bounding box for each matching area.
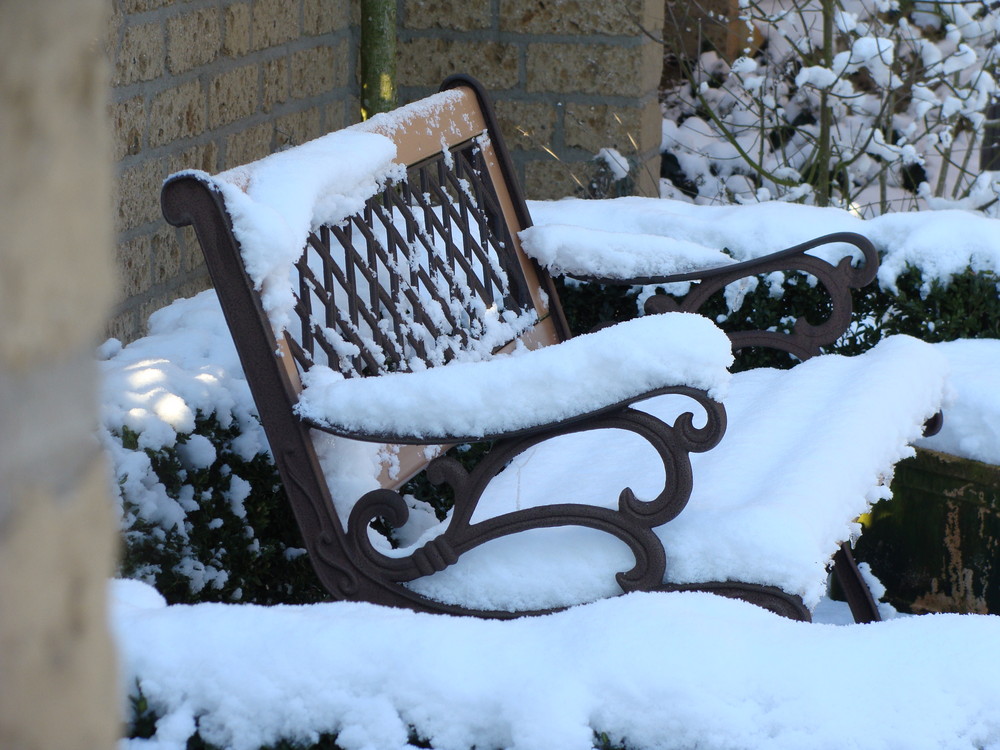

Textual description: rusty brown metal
[637,232,879,361]
[161,74,891,623]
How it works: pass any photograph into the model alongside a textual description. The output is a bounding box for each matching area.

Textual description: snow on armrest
[518,224,736,281]
[294,312,733,442]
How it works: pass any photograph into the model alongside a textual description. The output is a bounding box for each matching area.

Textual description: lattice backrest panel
[283,137,538,380]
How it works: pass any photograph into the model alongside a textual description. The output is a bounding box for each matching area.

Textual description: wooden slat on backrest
[278,84,568,489]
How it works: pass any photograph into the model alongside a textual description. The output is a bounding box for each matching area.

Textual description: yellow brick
[106,309,140,345]
[499,0,662,35]
[527,42,648,97]
[397,39,518,90]
[290,46,337,99]
[167,8,221,73]
[493,99,556,153]
[275,107,323,148]
[115,158,166,233]
[115,234,153,301]
[304,0,351,34]
[262,56,289,112]
[208,64,258,128]
[114,22,164,85]
[148,79,206,147]
[403,0,492,30]
[111,96,145,160]
[151,226,182,284]
[225,122,276,169]
[564,103,645,154]
[252,0,299,50]
[169,142,220,175]
[523,158,589,201]
[223,2,252,57]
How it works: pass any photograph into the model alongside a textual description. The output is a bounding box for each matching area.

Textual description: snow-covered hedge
[660,0,1000,214]
[100,292,326,605]
[536,198,1000,370]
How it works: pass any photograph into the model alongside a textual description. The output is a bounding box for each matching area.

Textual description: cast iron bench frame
[162,74,885,623]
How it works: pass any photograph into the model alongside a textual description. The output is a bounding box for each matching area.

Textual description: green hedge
[116,413,326,606]
[559,266,1000,370]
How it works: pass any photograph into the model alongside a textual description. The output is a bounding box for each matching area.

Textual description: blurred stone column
[0,1,118,748]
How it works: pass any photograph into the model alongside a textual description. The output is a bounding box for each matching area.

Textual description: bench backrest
[165,76,570,490]
[161,77,587,611]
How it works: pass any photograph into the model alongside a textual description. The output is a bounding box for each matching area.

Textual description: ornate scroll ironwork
[284,139,534,380]
[637,232,879,360]
[343,389,726,613]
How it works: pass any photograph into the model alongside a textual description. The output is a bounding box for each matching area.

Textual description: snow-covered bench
[161,75,947,623]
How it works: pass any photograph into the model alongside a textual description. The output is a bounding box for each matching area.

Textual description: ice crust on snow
[113,579,1000,750]
[295,313,733,440]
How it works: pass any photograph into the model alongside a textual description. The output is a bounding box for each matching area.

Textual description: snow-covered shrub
[660,0,1000,214]
[587,147,637,198]
[559,264,1000,369]
[100,291,326,605]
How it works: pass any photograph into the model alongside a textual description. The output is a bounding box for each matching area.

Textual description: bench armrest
[295,312,733,443]
[519,223,738,283]
[519,224,877,289]
[520,214,878,360]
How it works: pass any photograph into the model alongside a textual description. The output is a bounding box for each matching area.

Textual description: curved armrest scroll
[638,232,879,360]
[295,312,733,443]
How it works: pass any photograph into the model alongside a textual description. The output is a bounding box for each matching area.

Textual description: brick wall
[109,0,667,342]
[107,0,356,342]
[398,0,665,201]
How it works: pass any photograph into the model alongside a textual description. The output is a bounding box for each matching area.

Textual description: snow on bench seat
[401,334,948,612]
[294,312,732,442]
[103,292,951,618]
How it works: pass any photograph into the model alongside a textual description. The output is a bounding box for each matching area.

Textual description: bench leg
[832,543,881,624]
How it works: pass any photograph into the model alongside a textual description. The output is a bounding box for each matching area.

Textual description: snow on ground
[113,579,1000,750]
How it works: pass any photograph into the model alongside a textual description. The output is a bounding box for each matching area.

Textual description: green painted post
[360,0,397,120]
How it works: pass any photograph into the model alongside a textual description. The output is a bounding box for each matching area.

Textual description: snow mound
[113,580,1000,750]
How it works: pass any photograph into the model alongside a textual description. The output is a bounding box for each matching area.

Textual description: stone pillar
[398,0,665,199]
[0,1,118,748]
